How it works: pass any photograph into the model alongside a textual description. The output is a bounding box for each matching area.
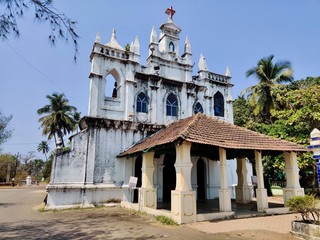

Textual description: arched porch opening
[133,155,142,203]
[162,153,176,202]
[197,158,206,200]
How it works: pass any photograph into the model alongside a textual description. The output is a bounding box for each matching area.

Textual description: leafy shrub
[155,215,177,226]
[287,195,320,225]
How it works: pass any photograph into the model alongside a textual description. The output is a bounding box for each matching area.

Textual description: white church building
[46,7,306,224]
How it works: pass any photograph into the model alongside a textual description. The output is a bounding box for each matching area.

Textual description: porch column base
[140,188,157,209]
[283,188,304,207]
[256,188,268,212]
[219,189,232,212]
[235,185,253,203]
[171,190,196,224]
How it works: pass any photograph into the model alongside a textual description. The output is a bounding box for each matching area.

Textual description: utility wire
[4,42,87,109]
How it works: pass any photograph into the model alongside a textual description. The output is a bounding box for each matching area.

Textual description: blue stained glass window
[136,92,148,113]
[166,93,178,116]
[194,102,204,114]
[214,91,224,117]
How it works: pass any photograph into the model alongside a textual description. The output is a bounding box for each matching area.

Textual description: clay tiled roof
[118,113,307,157]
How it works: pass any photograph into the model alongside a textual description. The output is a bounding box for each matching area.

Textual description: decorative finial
[184,36,191,54]
[111,28,116,41]
[150,26,157,43]
[225,66,231,77]
[95,32,101,43]
[165,6,176,21]
[198,54,208,71]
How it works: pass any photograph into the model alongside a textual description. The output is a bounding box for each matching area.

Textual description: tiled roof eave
[186,138,308,152]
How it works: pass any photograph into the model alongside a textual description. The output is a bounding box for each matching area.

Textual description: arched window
[105,69,120,98]
[136,92,148,113]
[169,42,175,52]
[166,93,178,116]
[214,91,224,117]
[194,102,204,114]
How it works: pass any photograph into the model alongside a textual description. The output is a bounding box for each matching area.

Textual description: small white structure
[26,176,32,186]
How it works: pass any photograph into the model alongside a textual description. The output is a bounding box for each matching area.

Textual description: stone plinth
[219,189,232,212]
[139,187,157,209]
[283,188,304,206]
[235,185,252,203]
[256,188,268,212]
[171,190,196,224]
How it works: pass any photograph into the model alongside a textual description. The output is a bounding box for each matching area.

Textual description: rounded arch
[214,91,224,117]
[169,41,175,52]
[105,68,121,98]
[193,101,204,114]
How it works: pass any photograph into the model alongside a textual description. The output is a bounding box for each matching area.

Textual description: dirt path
[0,185,299,240]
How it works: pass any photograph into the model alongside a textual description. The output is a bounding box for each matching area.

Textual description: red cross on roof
[165,6,176,20]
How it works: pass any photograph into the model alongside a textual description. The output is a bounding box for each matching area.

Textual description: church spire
[150,26,157,44]
[133,35,140,55]
[198,54,208,72]
[95,32,101,43]
[184,36,191,54]
[225,66,231,76]
[106,28,124,50]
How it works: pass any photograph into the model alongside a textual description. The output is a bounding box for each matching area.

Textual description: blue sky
[1,0,320,158]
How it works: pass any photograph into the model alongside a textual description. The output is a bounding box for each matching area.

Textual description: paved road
[0,185,299,239]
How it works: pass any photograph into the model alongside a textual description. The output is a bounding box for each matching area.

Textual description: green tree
[243,55,293,123]
[37,140,50,160]
[28,159,45,180]
[0,111,13,152]
[37,93,79,148]
[0,154,16,182]
[42,153,53,181]
[0,0,79,60]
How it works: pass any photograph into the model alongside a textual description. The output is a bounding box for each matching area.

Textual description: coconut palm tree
[243,55,293,123]
[37,93,79,149]
[37,141,50,160]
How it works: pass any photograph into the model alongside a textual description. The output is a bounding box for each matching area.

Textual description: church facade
[46,8,252,214]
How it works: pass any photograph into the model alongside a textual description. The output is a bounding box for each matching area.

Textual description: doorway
[162,153,176,202]
[133,155,142,203]
[197,158,206,200]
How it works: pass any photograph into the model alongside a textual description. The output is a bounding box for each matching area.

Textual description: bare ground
[0,185,299,240]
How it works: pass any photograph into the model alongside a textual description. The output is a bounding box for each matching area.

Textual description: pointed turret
[198,54,208,72]
[106,28,124,50]
[225,66,230,77]
[150,26,157,43]
[130,41,134,52]
[134,35,140,55]
[95,32,101,43]
[184,36,191,54]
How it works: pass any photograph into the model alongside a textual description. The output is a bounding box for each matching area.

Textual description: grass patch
[106,198,121,203]
[155,215,177,226]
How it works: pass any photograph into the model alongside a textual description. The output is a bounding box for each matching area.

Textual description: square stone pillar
[283,151,304,205]
[171,141,196,224]
[141,152,157,209]
[235,157,252,203]
[219,147,232,212]
[255,150,268,212]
